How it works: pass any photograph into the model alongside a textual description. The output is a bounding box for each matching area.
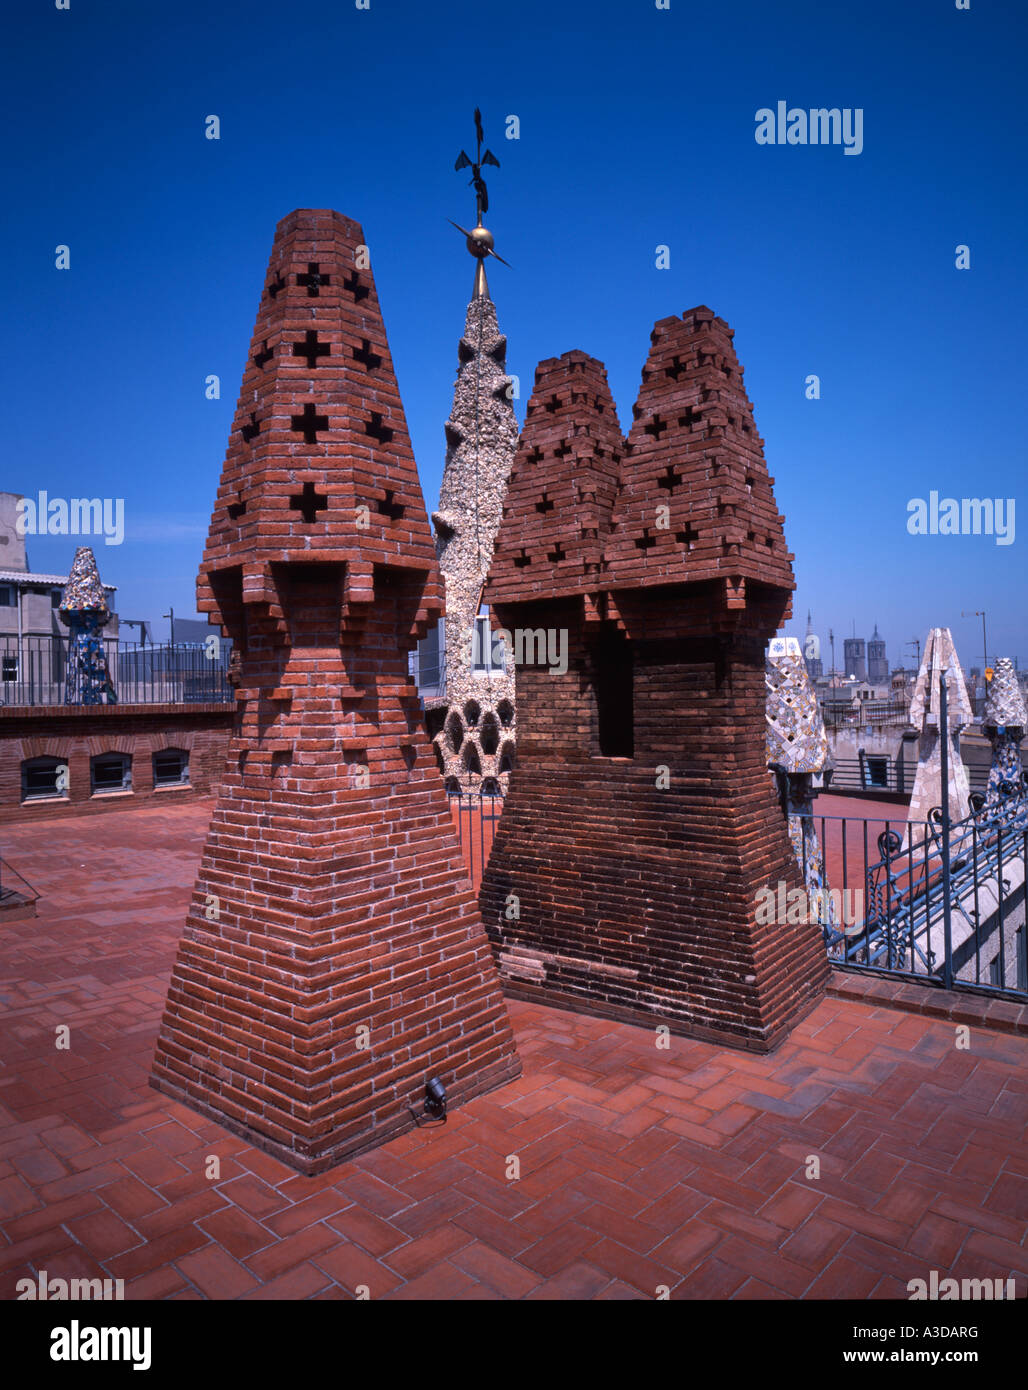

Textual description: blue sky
[4,0,1025,671]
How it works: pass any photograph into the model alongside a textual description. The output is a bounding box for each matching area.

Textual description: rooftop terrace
[0,799,1025,1301]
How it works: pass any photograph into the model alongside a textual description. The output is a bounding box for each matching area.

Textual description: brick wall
[0,704,232,824]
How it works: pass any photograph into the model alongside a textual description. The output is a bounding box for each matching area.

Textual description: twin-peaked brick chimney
[480,308,828,1051]
[151,210,520,1172]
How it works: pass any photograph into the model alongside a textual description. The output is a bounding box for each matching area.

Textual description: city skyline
[5,0,1025,661]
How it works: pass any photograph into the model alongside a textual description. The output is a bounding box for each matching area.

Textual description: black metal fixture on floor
[424,1077,447,1120]
[408,1076,448,1129]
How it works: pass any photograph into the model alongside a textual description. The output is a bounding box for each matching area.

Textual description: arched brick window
[21,755,68,801]
[91,752,132,794]
[153,748,190,786]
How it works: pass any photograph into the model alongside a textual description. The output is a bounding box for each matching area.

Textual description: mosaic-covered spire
[59,545,109,621]
[907,627,972,836]
[766,636,835,929]
[430,288,519,792]
[982,657,1027,731]
[60,546,115,704]
[980,657,1028,828]
[766,637,829,774]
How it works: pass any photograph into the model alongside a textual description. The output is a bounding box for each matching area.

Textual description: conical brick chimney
[151,210,520,1172]
[480,310,826,1052]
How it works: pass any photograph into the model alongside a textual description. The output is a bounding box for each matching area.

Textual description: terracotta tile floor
[1,799,1025,1300]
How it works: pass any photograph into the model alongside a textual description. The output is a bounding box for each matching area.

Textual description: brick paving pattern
[1,800,1025,1299]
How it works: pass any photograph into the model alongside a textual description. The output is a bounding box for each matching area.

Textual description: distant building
[867,623,888,684]
[0,492,118,650]
[843,635,866,681]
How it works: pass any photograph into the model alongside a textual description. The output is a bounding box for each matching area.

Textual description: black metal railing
[820,703,910,730]
[814,802,1028,999]
[0,636,233,706]
[825,756,990,798]
[0,854,39,908]
[446,788,505,887]
[816,671,1028,999]
[441,778,1027,1002]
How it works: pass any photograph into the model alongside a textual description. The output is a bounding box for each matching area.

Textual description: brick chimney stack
[479,308,828,1052]
[151,209,520,1172]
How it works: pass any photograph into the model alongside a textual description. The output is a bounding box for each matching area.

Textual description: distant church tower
[804,610,823,681]
[867,623,888,684]
[844,633,867,681]
[428,112,518,795]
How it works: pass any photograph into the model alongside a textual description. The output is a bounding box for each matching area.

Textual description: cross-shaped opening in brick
[266,271,286,299]
[342,270,369,302]
[512,549,531,568]
[289,481,328,524]
[535,494,554,513]
[524,446,543,466]
[547,543,567,563]
[657,465,681,492]
[666,355,688,380]
[676,522,699,550]
[365,412,394,444]
[227,494,247,521]
[293,330,331,370]
[353,339,382,372]
[635,531,657,551]
[296,263,331,297]
[644,414,668,441]
[290,403,329,443]
[542,394,561,414]
[376,489,404,521]
[241,412,260,443]
[253,340,274,370]
[679,406,701,430]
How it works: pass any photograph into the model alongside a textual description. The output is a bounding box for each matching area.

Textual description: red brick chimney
[480,308,828,1052]
[151,209,520,1172]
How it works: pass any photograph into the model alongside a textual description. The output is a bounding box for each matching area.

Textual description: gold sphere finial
[465,225,494,259]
